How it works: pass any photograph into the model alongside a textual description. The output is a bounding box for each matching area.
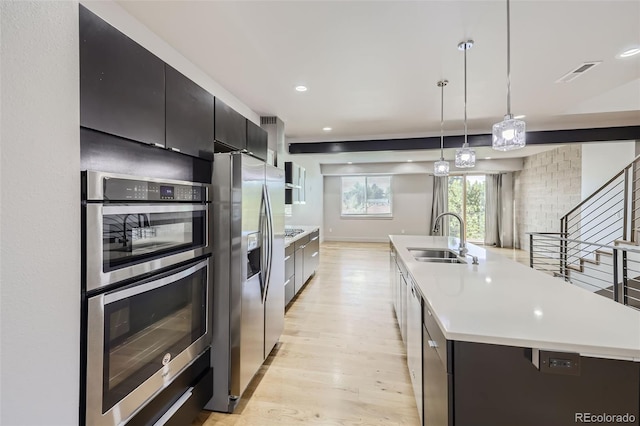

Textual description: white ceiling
[117,0,640,148]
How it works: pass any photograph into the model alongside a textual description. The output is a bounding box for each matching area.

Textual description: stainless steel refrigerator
[206,153,285,413]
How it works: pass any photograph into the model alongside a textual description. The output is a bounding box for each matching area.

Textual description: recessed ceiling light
[295,85,308,92]
[347,162,353,165]
[618,47,640,58]
[322,127,332,131]
[514,115,526,119]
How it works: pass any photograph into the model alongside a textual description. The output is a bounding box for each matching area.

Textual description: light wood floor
[484,245,530,267]
[194,241,420,426]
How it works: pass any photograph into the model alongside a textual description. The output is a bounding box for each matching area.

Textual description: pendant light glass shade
[434,160,450,176]
[492,0,525,151]
[492,114,526,151]
[434,80,449,177]
[455,146,476,167]
[455,40,475,168]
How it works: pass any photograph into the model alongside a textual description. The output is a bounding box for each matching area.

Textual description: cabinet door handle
[312,252,318,257]
[428,340,438,348]
[169,147,181,152]
[284,255,291,261]
[311,236,319,241]
[284,278,291,286]
[153,143,164,148]
[300,244,306,249]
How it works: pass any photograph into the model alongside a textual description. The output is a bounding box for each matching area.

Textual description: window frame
[447,174,486,244]
[340,175,393,219]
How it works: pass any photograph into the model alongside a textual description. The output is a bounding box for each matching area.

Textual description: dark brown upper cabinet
[246,120,268,162]
[165,65,214,160]
[80,5,165,146]
[214,98,247,152]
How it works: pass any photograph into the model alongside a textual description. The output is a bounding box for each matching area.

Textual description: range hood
[260,116,286,168]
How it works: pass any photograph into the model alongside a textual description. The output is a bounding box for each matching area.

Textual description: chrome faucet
[432,212,468,257]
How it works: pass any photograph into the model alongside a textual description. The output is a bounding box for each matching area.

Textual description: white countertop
[390,235,640,361]
[284,225,319,247]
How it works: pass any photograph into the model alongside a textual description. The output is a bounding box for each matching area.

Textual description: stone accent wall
[514,145,582,249]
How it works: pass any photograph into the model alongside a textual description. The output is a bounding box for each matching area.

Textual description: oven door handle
[102,204,207,215]
[103,258,208,304]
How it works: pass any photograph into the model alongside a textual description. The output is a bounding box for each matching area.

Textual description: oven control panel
[103,178,206,202]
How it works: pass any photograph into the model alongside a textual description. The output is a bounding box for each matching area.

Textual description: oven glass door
[102,204,206,272]
[98,260,208,414]
[86,203,209,291]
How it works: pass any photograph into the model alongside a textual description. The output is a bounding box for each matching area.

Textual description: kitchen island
[390,235,640,426]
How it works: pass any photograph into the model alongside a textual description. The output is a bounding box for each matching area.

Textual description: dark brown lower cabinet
[419,336,640,426]
[451,341,640,426]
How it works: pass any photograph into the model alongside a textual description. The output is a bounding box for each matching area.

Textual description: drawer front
[294,234,310,251]
[284,277,295,305]
[285,252,294,280]
[306,235,320,255]
[309,230,319,242]
[423,302,447,369]
[285,243,295,258]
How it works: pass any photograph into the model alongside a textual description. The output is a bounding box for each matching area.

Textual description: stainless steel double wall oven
[82,171,213,426]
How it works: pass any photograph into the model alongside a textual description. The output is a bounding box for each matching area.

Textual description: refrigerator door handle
[262,184,274,304]
[259,184,268,299]
[266,185,274,286]
[261,184,271,304]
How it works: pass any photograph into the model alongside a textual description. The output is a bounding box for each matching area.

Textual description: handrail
[529,232,640,309]
[561,153,640,220]
[562,167,627,219]
[526,232,640,254]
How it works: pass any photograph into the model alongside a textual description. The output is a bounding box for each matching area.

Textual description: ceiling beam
[288,125,640,154]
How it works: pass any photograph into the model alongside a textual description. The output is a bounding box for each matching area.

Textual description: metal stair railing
[559,154,640,276]
[528,233,640,310]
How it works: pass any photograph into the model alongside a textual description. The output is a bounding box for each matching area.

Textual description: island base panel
[452,341,640,426]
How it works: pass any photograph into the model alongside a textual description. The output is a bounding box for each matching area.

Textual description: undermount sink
[408,248,459,259]
[407,248,467,264]
[415,257,467,264]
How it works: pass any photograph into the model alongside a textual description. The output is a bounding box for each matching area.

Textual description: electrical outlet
[329,228,332,233]
[401,229,405,234]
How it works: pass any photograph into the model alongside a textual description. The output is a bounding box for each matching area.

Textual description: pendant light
[492,0,525,151]
[434,80,450,177]
[455,40,476,168]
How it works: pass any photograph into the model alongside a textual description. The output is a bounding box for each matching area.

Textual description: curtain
[485,173,514,247]
[430,176,448,236]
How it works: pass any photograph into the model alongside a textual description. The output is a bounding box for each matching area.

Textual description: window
[341,176,392,217]
[448,175,486,243]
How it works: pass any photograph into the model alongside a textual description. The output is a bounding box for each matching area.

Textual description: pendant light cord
[439,81,445,160]
[464,45,468,147]
[506,0,512,116]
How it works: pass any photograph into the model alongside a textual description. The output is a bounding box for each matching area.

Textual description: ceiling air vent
[261,116,277,125]
[555,61,602,83]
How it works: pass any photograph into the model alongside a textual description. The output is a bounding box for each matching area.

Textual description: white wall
[581,141,636,199]
[282,154,324,236]
[1,2,81,424]
[323,174,432,242]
